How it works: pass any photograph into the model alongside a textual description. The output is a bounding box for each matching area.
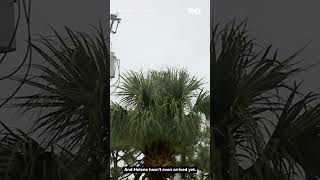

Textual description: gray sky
[0,0,109,129]
[214,0,320,94]
[1,0,210,129]
[213,1,320,179]
[110,0,210,91]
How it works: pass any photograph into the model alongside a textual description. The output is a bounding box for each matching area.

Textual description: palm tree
[111,68,209,179]
[212,20,320,180]
[1,23,210,180]
[4,24,110,180]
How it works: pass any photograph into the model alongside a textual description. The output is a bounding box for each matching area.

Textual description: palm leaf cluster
[0,121,106,180]
[110,68,210,179]
[1,25,110,180]
[16,25,108,153]
[111,69,208,150]
[0,121,64,180]
[212,20,320,180]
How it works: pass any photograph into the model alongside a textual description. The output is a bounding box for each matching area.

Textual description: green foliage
[111,68,209,153]
[110,69,210,179]
[1,25,110,180]
[10,24,109,157]
[212,19,320,180]
[0,121,64,180]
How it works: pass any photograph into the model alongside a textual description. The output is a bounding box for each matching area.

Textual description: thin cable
[0,0,32,108]
[0,0,21,64]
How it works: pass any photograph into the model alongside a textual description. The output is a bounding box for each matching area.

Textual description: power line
[0,0,32,108]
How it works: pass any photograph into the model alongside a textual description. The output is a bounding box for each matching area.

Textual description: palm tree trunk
[213,126,238,180]
[143,142,175,180]
[181,150,187,179]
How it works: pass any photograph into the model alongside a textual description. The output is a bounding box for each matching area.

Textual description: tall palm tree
[111,68,209,179]
[212,20,320,180]
[2,24,210,180]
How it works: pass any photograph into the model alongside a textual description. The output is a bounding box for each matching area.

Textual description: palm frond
[112,68,207,153]
[9,25,109,159]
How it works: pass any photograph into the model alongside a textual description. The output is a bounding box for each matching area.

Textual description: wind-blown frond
[8,25,110,165]
[212,19,311,180]
[0,121,64,180]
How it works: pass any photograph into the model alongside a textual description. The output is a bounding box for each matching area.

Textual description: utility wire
[0,0,21,64]
[0,0,32,108]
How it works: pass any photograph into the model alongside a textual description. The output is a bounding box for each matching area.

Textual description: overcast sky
[213,1,320,179]
[1,1,319,131]
[0,0,109,129]
[110,0,210,92]
[1,0,210,129]
[214,0,320,95]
